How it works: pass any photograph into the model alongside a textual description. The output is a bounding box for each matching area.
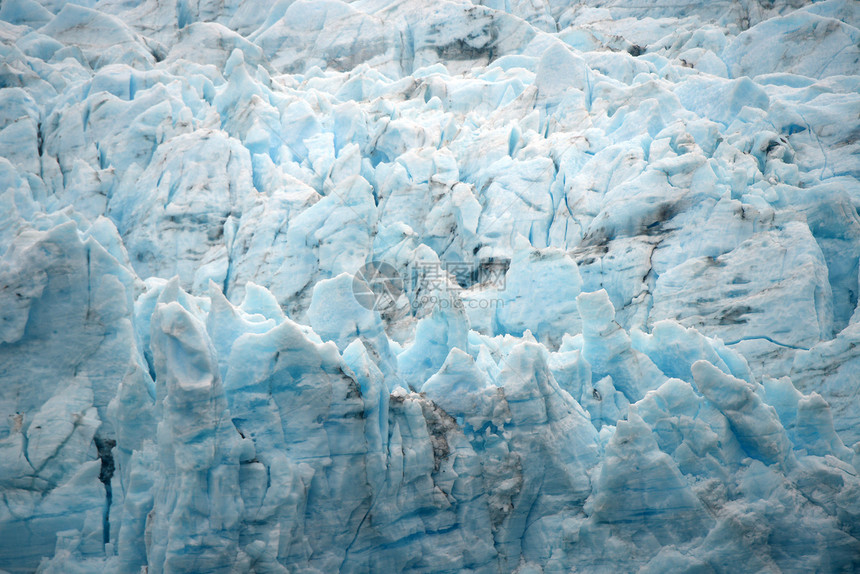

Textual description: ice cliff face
[1,0,859,572]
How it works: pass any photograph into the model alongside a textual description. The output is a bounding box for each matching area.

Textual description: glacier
[0,0,859,572]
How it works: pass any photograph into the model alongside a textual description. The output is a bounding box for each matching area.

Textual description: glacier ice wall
[0,0,859,572]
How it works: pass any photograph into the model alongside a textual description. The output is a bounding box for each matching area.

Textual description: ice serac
[692,360,791,467]
[1,0,860,571]
[146,294,243,574]
[722,7,860,79]
[493,240,583,347]
[0,213,142,572]
[651,220,834,350]
[591,413,713,546]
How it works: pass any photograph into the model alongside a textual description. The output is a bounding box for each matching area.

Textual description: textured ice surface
[1,0,859,572]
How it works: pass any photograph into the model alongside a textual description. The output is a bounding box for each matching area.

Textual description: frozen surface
[0,0,859,572]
